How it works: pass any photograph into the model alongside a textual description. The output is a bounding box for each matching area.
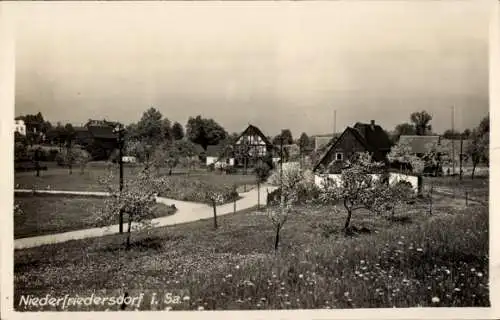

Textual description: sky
[11,1,490,137]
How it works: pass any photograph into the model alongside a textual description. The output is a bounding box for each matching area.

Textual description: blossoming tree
[96,168,170,249]
[319,152,413,235]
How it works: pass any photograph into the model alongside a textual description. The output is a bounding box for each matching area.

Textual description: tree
[443,130,462,140]
[410,111,432,136]
[153,139,199,175]
[254,160,271,209]
[161,118,173,142]
[462,129,472,139]
[64,124,76,175]
[74,148,91,174]
[422,141,444,176]
[298,132,310,167]
[172,122,184,140]
[318,152,409,235]
[394,123,416,141]
[280,129,293,145]
[467,115,489,179]
[387,139,425,175]
[96,169,170,249]
[273,129,293,146]
[186,116,227,151]
[135,107,172,147]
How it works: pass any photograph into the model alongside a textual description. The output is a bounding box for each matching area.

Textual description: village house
[398,135,473,174]
[206,124,281,169]
[313,120,392,173]
[74,120,120,161]
[14,119,27,136]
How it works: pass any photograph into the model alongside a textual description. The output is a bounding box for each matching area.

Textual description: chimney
[370,120,375,130]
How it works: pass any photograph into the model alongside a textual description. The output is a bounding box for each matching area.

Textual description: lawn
[14,192,488,311]
[14,194,177,239]
[14,163,257,203]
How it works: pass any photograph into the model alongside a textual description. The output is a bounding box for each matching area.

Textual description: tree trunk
[35,162,40,177]
[168,168,172,176]
[257,181,260,210]
[126,215,132,249]
[69,164,72,175]
[213,200,218,229]
[274,224,281,251]
[343,199,353,234]
[471,160,478,180]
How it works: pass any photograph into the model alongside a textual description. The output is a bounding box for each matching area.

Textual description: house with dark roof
[74,121,119,160]
[398,135,441,156]
[313,120,392,173]
[398,135,473,172]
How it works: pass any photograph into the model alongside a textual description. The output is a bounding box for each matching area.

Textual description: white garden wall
[206,156,218,166]
[314,172,419,193]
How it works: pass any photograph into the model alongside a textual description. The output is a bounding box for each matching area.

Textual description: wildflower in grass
[198,306,204,311]
[471,268,476,272]
[183,296,190,302]
[165,306,173,311]
[454,288,461,292]
[477,272,483,277]
[226,274,232,279]
[235,265,240,270]
[417,248,423,252]
[299,274,304,279]
[431,297,440,303]
[256,303,262,308]
[344,292,349,297]
[445,269,451,275]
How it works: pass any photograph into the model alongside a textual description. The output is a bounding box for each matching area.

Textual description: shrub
[267,163,320,205]
[158,177,238,205]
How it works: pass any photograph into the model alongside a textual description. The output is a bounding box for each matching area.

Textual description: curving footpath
[14,185,277,250]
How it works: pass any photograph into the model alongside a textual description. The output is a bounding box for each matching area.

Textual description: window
[335,152,343,161]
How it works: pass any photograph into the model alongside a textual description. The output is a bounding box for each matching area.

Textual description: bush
[158,177,239,205]
[267,164,320,205]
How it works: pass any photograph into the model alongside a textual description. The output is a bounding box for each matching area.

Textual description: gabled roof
[87,126,117,139]
[313,128,364,171]
[313,121,391,171]
[353,122,392,151]
[235,124,272,146]
[398,135,441,154]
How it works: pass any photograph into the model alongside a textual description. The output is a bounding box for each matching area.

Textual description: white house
[122,156,137,163]
[14,119,26,136]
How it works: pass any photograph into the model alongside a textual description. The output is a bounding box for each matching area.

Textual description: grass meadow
[14,187,489,311]
[13,194,177,239]
[14,162,257,204]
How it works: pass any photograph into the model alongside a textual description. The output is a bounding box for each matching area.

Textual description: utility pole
[280,134,284,208]
[113,123,126,234]
[459,133,463,180]
[451,106,455,175]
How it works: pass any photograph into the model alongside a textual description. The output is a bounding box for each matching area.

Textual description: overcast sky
[12,1,490,137]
